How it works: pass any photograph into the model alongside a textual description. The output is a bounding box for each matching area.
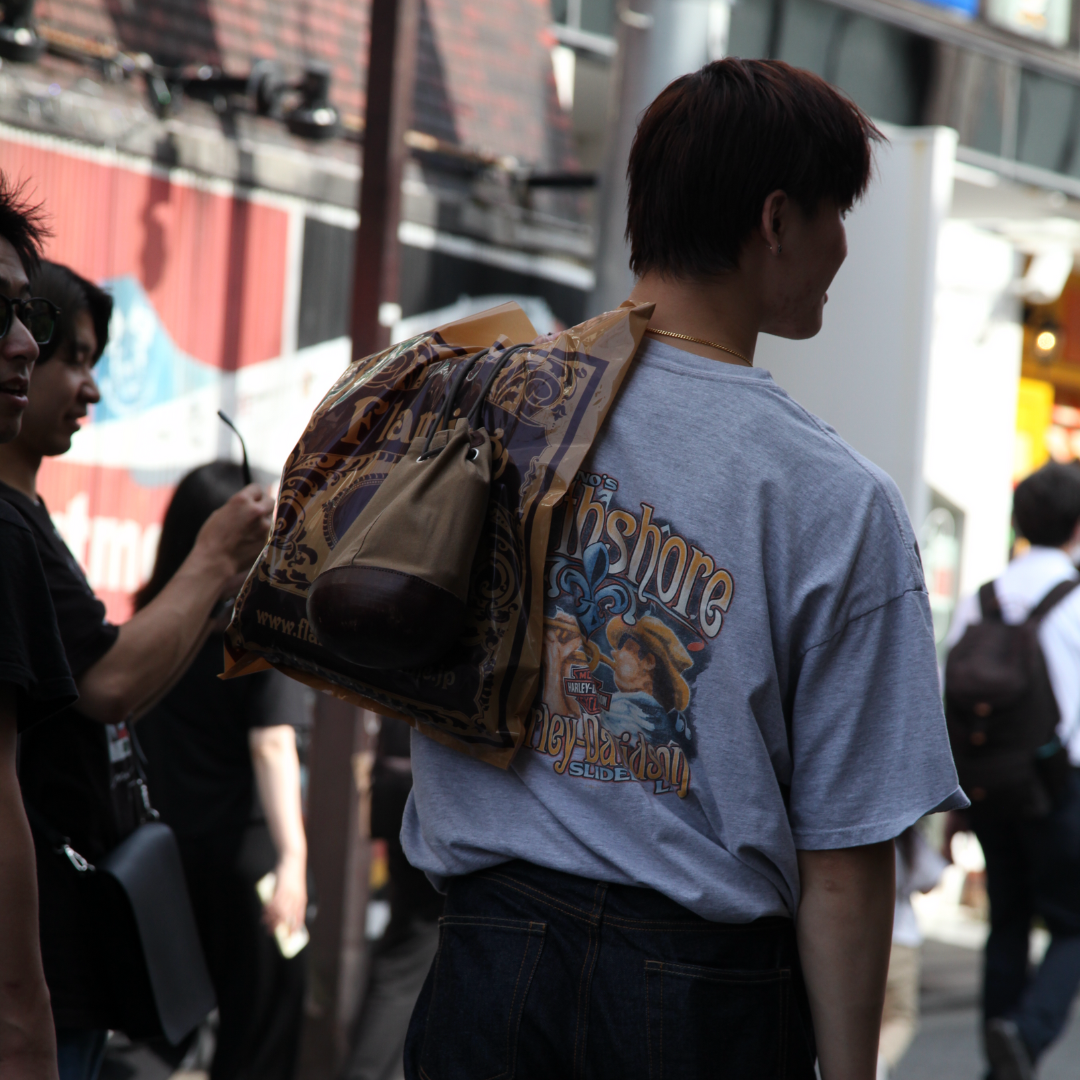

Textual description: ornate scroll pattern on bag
[224,303,654,767]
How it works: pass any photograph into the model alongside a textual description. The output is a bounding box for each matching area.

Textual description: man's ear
[760,189,787,256]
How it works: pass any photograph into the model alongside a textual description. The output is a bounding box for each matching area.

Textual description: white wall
[923,222,1021,596]
[756,125,958,528]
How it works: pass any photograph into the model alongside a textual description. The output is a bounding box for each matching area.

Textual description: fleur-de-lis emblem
[555,542,633,639]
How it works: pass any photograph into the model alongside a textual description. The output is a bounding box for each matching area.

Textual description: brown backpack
[944,578,1078,820]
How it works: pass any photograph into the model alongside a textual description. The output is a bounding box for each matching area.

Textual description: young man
[401,60,965,1079]
[0,178,74,1080]
[0,261,273,1080]
[947,462,1080,1080]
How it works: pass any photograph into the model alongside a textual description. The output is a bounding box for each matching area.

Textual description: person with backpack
[945,461,1080,1080]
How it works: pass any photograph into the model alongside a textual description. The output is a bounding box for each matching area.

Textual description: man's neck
[627,270,762,367]
[0,441,42,501]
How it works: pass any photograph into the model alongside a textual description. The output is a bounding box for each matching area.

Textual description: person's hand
[264,857,307,937]
[193,485,273,578]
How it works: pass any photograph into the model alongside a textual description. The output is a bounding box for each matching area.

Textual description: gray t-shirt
[401,337,965,922]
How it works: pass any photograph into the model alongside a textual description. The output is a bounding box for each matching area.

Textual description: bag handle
[421,347,490,459]
[466,343,531,430]
[420,342,533,459]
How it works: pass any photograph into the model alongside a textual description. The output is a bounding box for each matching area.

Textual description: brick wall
[33,0,571,165]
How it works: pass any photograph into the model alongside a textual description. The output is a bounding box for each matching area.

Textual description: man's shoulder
[749,395,920,574]
[0,496,32,535]
[0,482,48,543]
[0,499,45,576]
[1039,571,1080,634]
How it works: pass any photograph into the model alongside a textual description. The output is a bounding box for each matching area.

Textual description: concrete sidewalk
[894,939,1080,1080]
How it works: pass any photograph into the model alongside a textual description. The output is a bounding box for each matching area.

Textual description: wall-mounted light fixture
[0,0,46,63]
[285,64,340,140]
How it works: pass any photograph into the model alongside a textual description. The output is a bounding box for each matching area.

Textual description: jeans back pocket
[645,960,790,1079]
[419,916,546,1080]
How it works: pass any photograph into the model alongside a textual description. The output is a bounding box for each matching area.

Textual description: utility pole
[297,701,378,1079]
[590,0,730,313]
[350,0,421,359]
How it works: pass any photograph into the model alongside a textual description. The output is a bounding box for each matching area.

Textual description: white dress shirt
[947,546,1080,765]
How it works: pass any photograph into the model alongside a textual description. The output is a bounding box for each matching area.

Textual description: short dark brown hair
[626,59,882,278]
[0,173,48,275]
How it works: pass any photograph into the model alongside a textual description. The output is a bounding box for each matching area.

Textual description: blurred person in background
[346,717,442,1080]
[0,178,75,1080]
[876,825,947,1079]
[135,461,310,1080]
[0,261,272,1080]
[945,462,1080,1080]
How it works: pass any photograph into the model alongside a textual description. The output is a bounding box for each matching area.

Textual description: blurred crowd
[0,172,441,1080]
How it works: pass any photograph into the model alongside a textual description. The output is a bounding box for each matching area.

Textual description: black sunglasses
[0,295,60,346]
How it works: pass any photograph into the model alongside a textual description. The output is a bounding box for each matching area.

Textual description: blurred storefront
[1016,269,1080,474]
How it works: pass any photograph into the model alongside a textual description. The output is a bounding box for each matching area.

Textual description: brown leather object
[307,565,465,669]
[306,417,492,667]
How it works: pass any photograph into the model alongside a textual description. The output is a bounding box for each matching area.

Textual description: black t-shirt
[0,500,77,729]
[0,482,121,856]
[0,482,123,1026]
[138,635,312,856]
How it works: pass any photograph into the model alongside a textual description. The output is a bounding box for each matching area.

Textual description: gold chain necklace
[646,327,751,367]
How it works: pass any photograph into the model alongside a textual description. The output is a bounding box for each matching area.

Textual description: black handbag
[26,760,215,1043]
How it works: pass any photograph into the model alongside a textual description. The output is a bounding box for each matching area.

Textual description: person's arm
[76,486,272,725]
[796,840,895,1080]
[249,725,308,935]
[0,686,58,1080]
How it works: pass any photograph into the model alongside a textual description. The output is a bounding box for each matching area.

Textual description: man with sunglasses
[0,261,274,1080]
[0,179,77,1080]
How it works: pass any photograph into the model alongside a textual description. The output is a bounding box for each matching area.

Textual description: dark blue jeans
[404,860,816,1079]
[55,1028,107,1080]
[975,769,1080,1060]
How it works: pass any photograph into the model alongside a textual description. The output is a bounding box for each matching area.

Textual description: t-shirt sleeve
[44,554,119,678]
[787,587,967,850]
[247,669,314,731]
[0,514,78,730]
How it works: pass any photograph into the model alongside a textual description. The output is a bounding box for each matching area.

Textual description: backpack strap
[979,581,1003,622]
[1028,578,1080,624]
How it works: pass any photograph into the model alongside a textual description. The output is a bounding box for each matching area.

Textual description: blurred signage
[1014,376,1055,481]
[986,0,1070,46]
[0,125,315,622]
[1046,402,1080,463]
[917,0,980,18]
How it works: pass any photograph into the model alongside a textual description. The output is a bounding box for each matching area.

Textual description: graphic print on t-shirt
[529,470,734,798]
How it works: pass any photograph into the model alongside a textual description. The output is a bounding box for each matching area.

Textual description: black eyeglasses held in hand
[0,295,60,345]
[217,410,253,485]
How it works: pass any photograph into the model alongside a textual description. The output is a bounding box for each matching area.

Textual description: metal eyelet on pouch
[466,447,479,461]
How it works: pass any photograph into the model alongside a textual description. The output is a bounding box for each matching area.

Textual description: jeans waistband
[473,858,794,934]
